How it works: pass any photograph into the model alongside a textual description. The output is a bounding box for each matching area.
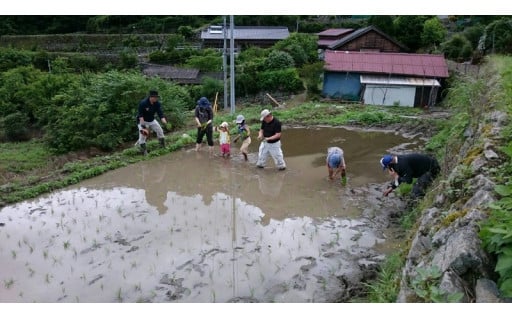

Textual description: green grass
[360,252,404,302]
[0,139,51,174]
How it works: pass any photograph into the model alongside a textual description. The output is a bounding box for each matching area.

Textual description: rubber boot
[158,138,165,148]
[140,143,148,156]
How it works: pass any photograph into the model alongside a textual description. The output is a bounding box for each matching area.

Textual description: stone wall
[396,105,509,302]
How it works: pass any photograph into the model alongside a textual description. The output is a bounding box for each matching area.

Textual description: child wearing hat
[232,114,251,161]
[326,147,347,185]
[218,121,231,158]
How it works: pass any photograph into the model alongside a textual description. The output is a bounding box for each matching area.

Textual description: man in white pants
[256,109,286,171]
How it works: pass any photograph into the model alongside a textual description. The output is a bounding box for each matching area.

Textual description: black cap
[149,90,159,97]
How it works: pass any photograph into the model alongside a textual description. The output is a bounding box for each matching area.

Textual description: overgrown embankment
[383,55,511,302]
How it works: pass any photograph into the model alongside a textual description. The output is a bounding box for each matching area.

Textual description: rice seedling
[4,278,14,289]
[116,288,123,302]
[63,241,70,250]
[11,250,16,259]
[52,256,62,266]
[45,273,51,284]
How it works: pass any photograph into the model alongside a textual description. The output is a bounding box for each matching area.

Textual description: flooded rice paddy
[0,127,421,302]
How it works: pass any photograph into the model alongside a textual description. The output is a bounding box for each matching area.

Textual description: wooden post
[213,92,219,114]
[266,93,281,108]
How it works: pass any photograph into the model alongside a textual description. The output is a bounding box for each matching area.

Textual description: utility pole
[223,16,228,110]
[230,15,235,115]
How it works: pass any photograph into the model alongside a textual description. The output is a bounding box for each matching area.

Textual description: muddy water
[0,127,421,302]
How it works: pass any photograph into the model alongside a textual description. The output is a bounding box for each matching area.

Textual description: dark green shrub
[0,48,33,72]
[264,50,295,71]
[1,111,30,141]
[258,68,304,93]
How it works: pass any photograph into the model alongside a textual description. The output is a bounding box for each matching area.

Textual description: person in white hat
[256,109,286,171]
[232,114,251,161]
[218,121,231,158]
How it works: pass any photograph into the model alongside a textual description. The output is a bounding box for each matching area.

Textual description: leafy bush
[264,50,295,71]
[441,34,473,62]
[198,77,224,104]
[185,54,222,72]
[1,111,30,141]
[0,48,33,72]
[258,68,304,93]
[44,70,191,153]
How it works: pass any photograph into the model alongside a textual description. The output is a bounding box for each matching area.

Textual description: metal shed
[360,75,441,107]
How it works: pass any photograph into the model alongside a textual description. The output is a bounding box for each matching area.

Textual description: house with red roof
[322,50,449,107]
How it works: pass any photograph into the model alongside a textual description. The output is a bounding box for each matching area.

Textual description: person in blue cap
[381,153,440,197]
[326,147,347,185]
[194,97,214,152]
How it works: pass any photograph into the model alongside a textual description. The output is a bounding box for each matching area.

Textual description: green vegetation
[363,252,404,302]
[410,266,464,302]
[478,56,512,298]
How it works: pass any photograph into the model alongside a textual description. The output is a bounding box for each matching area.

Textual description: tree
[479,17,512,54]
[421,17,447,51]
[273,33,318,66]
[441,34,473,62]
[367,16,395,36]
[264,50,295,71]
[463,24,485,50]
[394,16,431,52]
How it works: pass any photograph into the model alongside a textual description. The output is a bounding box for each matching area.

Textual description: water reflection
[0,127,421,302]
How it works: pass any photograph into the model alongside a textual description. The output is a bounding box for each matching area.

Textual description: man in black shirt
[256,109,286,171]
[136,90,167,155]
[381,153,440,197]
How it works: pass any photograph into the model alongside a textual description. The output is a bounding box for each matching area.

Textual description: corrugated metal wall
[322,72,361,101]
[363,85,415,107]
